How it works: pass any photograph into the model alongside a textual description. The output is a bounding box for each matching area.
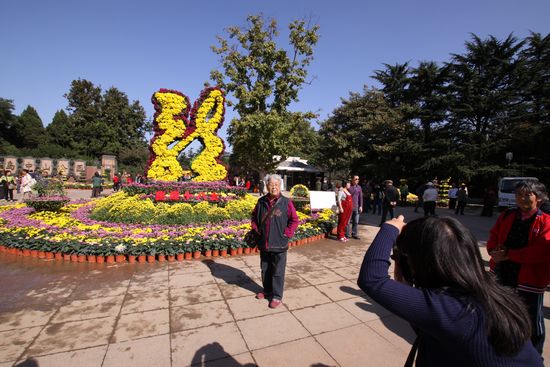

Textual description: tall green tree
[210,15,320,176]
[46,109,75,149]
[0,98,18,153]
[63,79,148,159]
[373,62,411,108]
[12,106,45,149]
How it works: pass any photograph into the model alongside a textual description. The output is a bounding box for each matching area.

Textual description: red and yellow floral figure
[146,87,228,182]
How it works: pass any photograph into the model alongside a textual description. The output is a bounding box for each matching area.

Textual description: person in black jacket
[251,174,299,308]
[379,180,399,226]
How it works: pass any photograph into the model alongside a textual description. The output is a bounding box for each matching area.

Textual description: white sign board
[309,191,336,210]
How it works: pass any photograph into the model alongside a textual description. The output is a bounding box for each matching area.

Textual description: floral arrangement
[24,196,71,212]
[122,181,246,196]
[146,87,228,182]
[290,184,310,199]
[0,197,335,258]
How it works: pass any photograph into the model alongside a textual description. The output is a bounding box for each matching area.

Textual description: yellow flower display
[146,87,228,182]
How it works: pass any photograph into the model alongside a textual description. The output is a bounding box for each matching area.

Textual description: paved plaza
[1,196,550,366]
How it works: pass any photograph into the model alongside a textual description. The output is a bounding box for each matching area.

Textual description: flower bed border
[0,233,328,263]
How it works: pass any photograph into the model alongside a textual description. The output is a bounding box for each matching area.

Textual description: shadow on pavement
[14,358,38,367]
[203,260,262,294]
[340,286,416,344]
[191,342,257,366]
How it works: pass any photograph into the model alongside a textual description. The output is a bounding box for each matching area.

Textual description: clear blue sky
[1,0,549,146]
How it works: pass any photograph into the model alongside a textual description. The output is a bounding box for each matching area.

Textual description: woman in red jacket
[487,180,550,355]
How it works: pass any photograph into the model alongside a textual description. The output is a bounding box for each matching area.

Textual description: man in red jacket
[487,180,550,355]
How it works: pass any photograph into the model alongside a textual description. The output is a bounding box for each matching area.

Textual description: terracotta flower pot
[193,251,201,259]
[229,248,238,256]
[106,255,115,263]
[54,252,62,260]
[128,255,136,263]
[96,255,105,263]
[147,255,156,263]
[0,245,5,252]
[176,253,184,261]
[38,251,46,258]
[115,254,126,263]
[167,255,175,262]
[45,252,54,259]
[78,255,86,263]
[220,249,227,257]
[87,255,97,263]
[8,247,16,255]
[157,254,166,262]
[212,249,219,257]
[184,252,192,260]
[138,255,146,263]
[244,247,251,254]
[63,253,71,261]
[30,249,38,257]
[237,247,243,255]
[22,249,30,256]
[204,250,212,258]
[70,254,78,262]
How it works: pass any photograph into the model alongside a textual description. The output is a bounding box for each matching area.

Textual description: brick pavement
[1,196,550,366]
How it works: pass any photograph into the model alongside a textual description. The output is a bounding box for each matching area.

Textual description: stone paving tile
[337,296,393,323]
[0,326,42,363]
[283,273,311,289]
[237,312,310,350]
[286,261,320,274]
[217,278,262,300]
[205,257,249,269]
[70,284,129,301]
[20,285,76,306]
[121,289,169,314]
[315,280,364,301]
[169,272,216,289]
[252,337,337,367]
[226,295,285,321]
[168,260,212,276]
[292,303,361,335]
[365,315,416,353]
[0,309,57,331]
[316,324,408,367]
[0,362,14,367]
[170,283,224,307]
[171,323,249,366]
[331,266,361,280]
[171,300,233,332]
[51,295,124,323]
[103,334,170,367]
[210,266,258,285]
[128,277,169,293]
[25,317,115,356]
[112,309,169,343]
[15,345,107,367]
[311,257,350,269]
[200,352,256,367]
[298,268,345,285]
[282,286,332,310]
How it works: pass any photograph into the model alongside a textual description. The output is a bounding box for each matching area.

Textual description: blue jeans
[347,207,360,237]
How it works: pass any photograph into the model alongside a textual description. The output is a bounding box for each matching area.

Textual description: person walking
[336,180,353,242]
[372,183,383,215]
[398,181,409,206]
[358,215,542,366]
[379,180,399,226]
[414,183,426,213]
[347,175,363,240]
[20,169,34,201]
[487,180,550,355]
[448,183,458,210]
[5,171,15,202]
[91,172,103,198]
[251,174,299,309]
[455,184,468,215]
[422,182,438,217]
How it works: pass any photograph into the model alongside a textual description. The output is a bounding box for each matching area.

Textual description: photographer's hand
[386,215,406,233]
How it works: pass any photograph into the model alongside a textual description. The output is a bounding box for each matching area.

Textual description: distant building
[273,156,322,190]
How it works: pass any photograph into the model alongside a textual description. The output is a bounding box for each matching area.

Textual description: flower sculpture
[146,87,228,182]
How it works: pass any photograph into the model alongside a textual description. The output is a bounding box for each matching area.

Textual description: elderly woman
[251,174,299,308]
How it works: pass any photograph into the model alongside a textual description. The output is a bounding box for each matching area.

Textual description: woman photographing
[358,215,541,366]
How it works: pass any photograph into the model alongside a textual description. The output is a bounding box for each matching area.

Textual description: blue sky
[1,0,549,147]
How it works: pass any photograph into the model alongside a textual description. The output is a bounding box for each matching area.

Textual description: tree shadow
[203,259,262,295]
[340,285,416,344]
[14,358,38,367]
[190,342,257,366]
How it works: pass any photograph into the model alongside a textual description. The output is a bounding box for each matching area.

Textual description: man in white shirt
[422,182,439,217]
[448,183,458,210]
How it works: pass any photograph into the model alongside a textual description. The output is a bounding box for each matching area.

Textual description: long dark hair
[394,216,531,355]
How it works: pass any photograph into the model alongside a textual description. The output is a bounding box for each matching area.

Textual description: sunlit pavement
[1,198,549,366]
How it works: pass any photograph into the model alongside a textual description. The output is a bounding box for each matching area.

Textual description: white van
[498,177,539,209]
